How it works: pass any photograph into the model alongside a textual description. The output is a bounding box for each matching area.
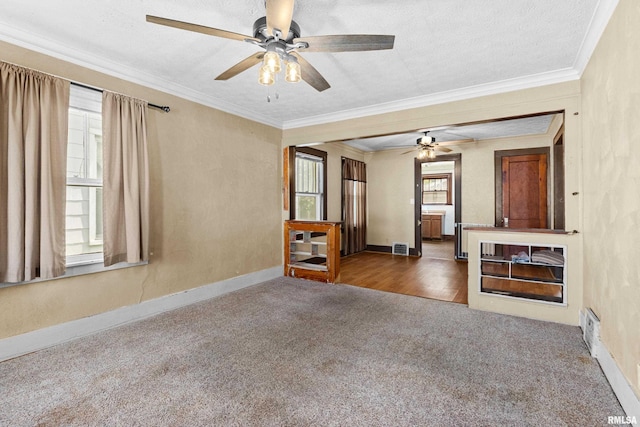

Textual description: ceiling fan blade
[436,138,475,146]
[295,34,395,52]
[266,0,294,38]
[401,148,418,155]
[291,52,330,92]
[435,146,452,153]
[215,52,264,81]
[146,15,257,42]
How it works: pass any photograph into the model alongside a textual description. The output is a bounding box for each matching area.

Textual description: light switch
[410,198,414,205]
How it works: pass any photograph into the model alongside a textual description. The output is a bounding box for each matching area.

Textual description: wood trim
[365,245,420,257]
[415,153,462,258]
[421,173,452,205]
[283,147,290,211]
[289,146,328,220]
[329,110,566,143]
[366,245,392,253]
[465,227,572,234]
[553,127,565,230]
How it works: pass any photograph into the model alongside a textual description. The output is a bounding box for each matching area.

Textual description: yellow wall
[0,41,283,339]
[581,0,640,398]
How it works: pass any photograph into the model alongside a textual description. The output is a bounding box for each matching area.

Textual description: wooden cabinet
[284,220,341,283]
[422,213,443,240]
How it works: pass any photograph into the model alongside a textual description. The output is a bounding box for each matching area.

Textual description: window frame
[65,86,104,266]
[422,173,452,205]
[289,146,328,221]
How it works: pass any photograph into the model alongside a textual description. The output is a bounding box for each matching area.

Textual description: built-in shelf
[284,220,341,283]
[479,241,566,305]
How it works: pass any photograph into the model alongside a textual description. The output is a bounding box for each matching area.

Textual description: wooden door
[501,154,548,228]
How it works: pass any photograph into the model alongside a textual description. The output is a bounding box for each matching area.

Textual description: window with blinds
[295,153,324,220]
[422,173,452,205]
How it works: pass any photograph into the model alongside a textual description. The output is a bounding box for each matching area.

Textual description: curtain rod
[71,82,170,113]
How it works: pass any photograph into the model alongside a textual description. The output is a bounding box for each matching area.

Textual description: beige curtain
[102,91,149,266]
[0,61,69,282]
[342,158,367,255]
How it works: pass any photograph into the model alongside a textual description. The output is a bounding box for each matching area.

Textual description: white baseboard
[580,310,640,418]
[595,339,640,418]
[0,266,282,362]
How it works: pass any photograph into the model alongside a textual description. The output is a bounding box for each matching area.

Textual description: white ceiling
[341,114,557,152]
[0,0,614,130]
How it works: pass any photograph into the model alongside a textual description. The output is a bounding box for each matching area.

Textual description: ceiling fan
[146,0,395,92]
[402,131,473,159]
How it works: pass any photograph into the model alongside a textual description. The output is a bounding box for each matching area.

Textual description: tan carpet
[0,277,623,426]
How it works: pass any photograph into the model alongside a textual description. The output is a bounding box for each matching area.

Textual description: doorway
[494,147,550,228]
[414,154,462,258]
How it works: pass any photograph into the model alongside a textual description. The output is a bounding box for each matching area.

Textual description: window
[290,147,327,221]
[65,86,103,265]
[422,173,452,205]
[295,152,324,220]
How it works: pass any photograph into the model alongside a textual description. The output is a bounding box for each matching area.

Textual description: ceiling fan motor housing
[253,16,300,42]
[417,135,435,145]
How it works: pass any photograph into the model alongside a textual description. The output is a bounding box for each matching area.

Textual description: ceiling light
[285,57,301,83]
[258,65,275,86]
[258,45,302,88]
[263,50,281,73]
[427,148,437,159]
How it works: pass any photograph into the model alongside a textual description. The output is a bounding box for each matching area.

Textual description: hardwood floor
[339,240,468,304]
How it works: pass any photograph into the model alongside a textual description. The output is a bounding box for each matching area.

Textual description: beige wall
[0,41,283,339]
[283,83,583,242]
[581,0,640,398]
[363,133,557,248]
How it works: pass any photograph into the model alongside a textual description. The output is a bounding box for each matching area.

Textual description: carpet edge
[0,266,283,362]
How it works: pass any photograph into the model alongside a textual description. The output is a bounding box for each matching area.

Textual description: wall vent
[581,308,601,357]
[392,242,409,256]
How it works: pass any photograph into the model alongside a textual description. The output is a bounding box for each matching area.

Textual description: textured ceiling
[0,0,610,130]
[340,114,558,152]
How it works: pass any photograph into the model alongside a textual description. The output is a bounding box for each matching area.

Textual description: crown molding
[0,24,282,128]
[281,68,580,130]
[573,0,620,75]
[0,0,618,131]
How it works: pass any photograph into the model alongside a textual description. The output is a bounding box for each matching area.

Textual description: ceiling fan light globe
[427,149,437,159]
[285,60,301,83]
[263,51,281,73]
[258,65,275,86]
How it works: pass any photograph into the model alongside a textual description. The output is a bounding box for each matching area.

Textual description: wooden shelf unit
[479,241,567,305]
[284,220,341,283]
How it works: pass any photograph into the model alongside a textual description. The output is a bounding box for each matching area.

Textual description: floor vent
[582,308,600,357]
[392,242,409,256]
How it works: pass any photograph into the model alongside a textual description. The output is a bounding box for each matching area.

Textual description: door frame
[414,153,462,257]
[494,147,550,228]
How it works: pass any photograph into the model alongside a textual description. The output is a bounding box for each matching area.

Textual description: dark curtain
[342,158,367,255]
